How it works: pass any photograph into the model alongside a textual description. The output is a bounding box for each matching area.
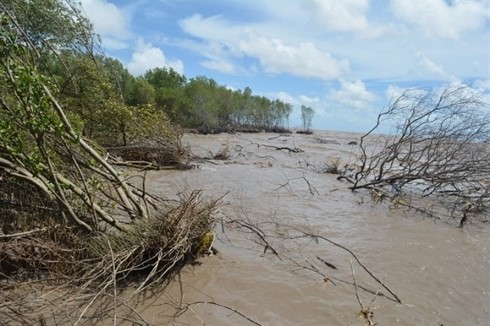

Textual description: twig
[351,260,377,326]
[274,175,319,195]
[234,135,303,153]
[316,255,337,269]
[288,226,402,303]
[181,301,263,325]
[260,144,304,153]
[228,219,282,260]
[0,228,48,239]
[350,260,364,310]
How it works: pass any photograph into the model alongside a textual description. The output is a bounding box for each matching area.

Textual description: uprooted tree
[343,84,490,226]
[0,1,218,324]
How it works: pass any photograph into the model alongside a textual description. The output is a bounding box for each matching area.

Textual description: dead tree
[349,84,490,224]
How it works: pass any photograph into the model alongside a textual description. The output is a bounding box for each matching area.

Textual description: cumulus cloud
[79,0,130,49]
[240,37,349,79]
[391,0,490,39]
[127,39,184,76]
[330,79,376,109]
[179,14,349,80]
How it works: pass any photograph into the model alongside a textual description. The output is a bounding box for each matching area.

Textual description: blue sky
[79,0,490,132]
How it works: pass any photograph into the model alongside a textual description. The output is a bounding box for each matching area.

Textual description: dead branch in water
[281,225,402,304]
[226,218,282,260]
[235,135,304,153]
[176,301,263,326]
[316,255,338,269]
[350,260,377,326]
[274,174,319,195]
[223,211,401,304]
[285,255,401,302]
[146,270,265,325]
[348,84,490,226]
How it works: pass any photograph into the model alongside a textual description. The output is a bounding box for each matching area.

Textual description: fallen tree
[344,84,490,226]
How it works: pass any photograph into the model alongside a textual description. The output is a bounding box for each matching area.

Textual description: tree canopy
[301,105,315,133]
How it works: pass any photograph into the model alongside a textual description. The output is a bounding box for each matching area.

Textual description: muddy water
[140,131,490,325]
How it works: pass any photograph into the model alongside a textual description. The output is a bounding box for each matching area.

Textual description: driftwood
[236,135,304,153]
[260,144,304,153]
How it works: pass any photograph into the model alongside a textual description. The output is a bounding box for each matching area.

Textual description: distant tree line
[119,65,295,135]
[87,57,293,141]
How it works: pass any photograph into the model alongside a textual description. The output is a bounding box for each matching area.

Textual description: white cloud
[275,91,299,105]
[179,14,349,80]
[201,59,237,74]
[299,95,321,105]
[330,79,376,109]
[391,0,490,40]
[304,0,370,32]
[240,37,349,79]
[80,0,130,49]
[416,51,449,79]
[301,0,395,38]
[299,95,325,118]
[474,79,490,91]
[127,39,184,76]
[179,15,238,43]
[271,91,327,127]
[101,38,129,51]
[385,84,402,100]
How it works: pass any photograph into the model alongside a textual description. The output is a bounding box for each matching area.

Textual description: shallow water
[139,131,490,325]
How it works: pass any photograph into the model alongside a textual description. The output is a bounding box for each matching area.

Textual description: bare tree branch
[348,84,490,225]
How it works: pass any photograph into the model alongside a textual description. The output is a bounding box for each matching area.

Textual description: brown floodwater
[136,131,490,325]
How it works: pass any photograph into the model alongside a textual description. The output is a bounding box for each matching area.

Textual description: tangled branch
[349,84,490,225]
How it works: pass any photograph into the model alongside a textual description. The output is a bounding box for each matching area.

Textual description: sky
[79,0,490,132]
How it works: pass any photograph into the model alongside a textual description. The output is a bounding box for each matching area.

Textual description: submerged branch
[286,225,402,304]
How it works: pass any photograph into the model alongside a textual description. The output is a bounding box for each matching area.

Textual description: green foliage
[141,67,294,132]
[301,105,315,132]
[1,0,96,56]
[145,67,187,89]
[125,77,155,106]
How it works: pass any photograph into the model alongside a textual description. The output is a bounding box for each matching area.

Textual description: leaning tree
[345,84,490,226]
[0,1,218,324]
